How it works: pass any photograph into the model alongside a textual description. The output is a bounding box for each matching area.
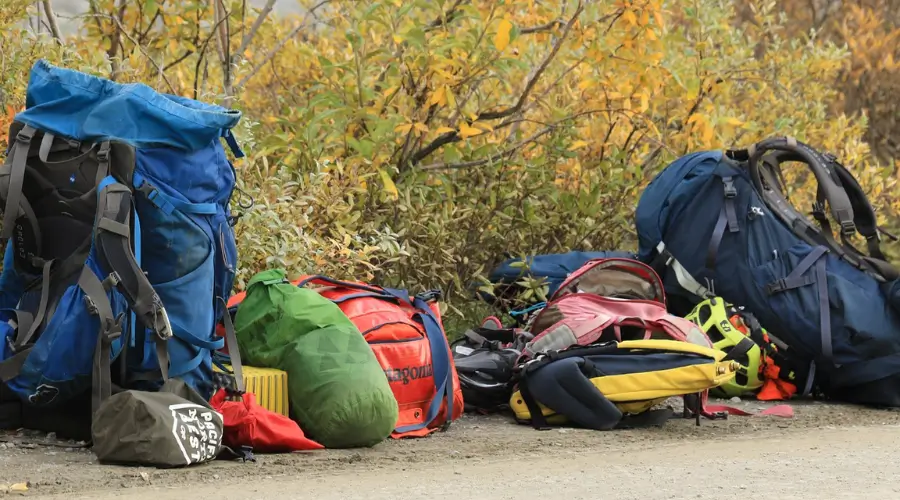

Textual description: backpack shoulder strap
[748,136,896,280]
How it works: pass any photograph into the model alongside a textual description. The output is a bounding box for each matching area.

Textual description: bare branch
[233,0,332,91]
[519,19,565,34]
[41,0,64,43]
[425,0,467,32]
[477,1,584,121]
[407,1,584,167]
[237,0,276,57]
[193,13,232,99]
[419,127,556,171]
[108,13,176,94]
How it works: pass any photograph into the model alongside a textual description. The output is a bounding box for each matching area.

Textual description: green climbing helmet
[684,297,764,398]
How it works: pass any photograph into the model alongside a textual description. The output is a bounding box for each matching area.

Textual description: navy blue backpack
[481,251,637,303]
[0,60,244,413]
[635,136,900,406]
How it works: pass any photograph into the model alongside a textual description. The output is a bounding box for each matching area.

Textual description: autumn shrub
[0,0,893,327]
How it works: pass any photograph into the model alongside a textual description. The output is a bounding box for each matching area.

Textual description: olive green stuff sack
[233,269,397,448]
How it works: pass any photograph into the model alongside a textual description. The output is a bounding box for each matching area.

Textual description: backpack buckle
[840,219,856,237]
[722,178,737,199]
[83,295,99,315]
[15,128,34,144]
[765,279,787,295]
[96,143,110,162]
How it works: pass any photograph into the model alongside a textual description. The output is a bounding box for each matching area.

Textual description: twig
[193,13,232,99]
[419,126,556,171]
[41,0,64,43]
[425,0,467,31]
[237,0,276,57]
[520,19,565,34]
[233,0,332,91]
[407,1,585,166]
[109,13,176,93]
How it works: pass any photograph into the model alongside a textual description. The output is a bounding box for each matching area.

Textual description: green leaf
[404,27,427,48]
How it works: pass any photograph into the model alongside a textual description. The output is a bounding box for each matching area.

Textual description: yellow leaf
[723,117,744,126]
[445,86,457,108]
[701,122,714,144]
[646,28,657,40]
[568,140,589,151]
[393,34,403,44]
[640,9,650,26]
[653,10,665,29]
[686,114,704,125]
[394,123,413,134]
[430,86,447,107]
[622,9,638,26]
[494,19,513,51]
[466,111,479,122]
[473,121,494,132]
[435,126,457,134]
[378,168,399,200]
[413,122,429,133]
[640,93,650,112]
[459,122,484,139]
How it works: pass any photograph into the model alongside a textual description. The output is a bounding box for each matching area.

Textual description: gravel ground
[1,398,899,499]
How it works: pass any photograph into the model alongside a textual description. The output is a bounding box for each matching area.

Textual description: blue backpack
[0,60,244,413]
[635,136,900,406]
[482,251,637,301]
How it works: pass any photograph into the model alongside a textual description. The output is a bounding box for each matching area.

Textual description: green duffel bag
[232,269,398,448]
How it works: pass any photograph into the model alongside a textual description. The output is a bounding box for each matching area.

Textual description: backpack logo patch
[27,384,59,406]
[384,364,433,385]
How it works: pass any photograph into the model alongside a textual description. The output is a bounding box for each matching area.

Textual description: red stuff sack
[209,389,324,453]
[296,275,463,438]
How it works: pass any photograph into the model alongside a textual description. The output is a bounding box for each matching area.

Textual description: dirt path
[4,399,900,499]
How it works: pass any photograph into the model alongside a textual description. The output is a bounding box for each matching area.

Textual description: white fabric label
[168,403,224,465]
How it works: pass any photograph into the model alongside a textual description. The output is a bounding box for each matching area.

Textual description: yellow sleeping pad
[510,339,739,425]
[214,364,290,417]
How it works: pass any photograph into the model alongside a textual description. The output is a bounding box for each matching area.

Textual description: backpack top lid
[15,59,241,152]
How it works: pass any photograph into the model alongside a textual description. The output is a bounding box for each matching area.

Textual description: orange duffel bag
[222,275,463,438]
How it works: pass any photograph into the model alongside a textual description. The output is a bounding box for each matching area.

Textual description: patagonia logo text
[384,364,433,385]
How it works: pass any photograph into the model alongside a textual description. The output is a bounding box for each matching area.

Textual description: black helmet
[452,323,533,413]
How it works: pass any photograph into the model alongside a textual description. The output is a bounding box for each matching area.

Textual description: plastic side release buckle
[723,177,737,199]
[765,279,787,295]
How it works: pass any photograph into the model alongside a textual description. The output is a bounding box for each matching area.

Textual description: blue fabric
[3,254,127,407]
[16,60,240,151]
[481,250,639,301]
[634,150,900,403]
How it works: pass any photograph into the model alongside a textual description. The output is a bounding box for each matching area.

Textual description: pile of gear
[458,136,900,427]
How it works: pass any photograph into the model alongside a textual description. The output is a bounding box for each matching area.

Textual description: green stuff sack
[233,269,397,448]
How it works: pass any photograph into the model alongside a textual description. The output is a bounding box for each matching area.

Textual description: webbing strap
[1,126,35,241]
[77,266,122,415]
[765,246,834,371]
[133,173,218,215]
[0,348,31,382]
[14,259,54,350]
[517,376,551,430]
[765,246,828,294]
[705,176,739,271]
[815,257,832,363]
[217,296,245,394]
